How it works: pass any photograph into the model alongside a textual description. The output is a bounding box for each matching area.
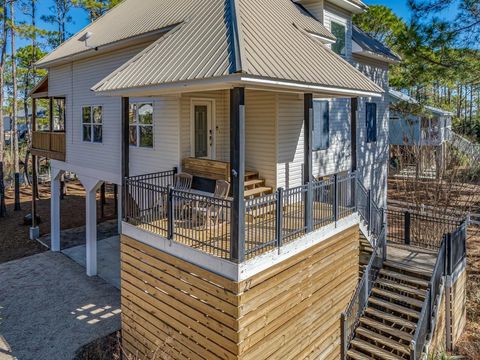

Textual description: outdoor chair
[174,173,193,191]
[196,180,230,229]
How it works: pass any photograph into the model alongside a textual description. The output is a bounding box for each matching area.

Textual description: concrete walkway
[0,252,121,360]
[63,236,121,289]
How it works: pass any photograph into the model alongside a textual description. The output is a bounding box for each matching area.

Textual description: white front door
[191,100,215,159]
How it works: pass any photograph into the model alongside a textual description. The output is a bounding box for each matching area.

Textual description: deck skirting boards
[120,225,360,359]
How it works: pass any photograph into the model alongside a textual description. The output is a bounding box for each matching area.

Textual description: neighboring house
[30,0,464,359]
[389,89,453,173]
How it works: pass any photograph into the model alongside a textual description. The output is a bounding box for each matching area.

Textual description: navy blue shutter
[313,100,329,150]
[366,103,377,143]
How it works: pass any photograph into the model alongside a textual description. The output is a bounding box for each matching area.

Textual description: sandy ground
[0,252,121,360]
[0,181,117,264]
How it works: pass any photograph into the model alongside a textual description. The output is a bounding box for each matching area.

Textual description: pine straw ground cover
[456,226,480,359]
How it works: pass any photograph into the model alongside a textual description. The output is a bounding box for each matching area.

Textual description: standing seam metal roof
[45,0,383,94]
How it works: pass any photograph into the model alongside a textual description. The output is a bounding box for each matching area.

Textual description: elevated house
[389,89,454,174]
[30,0,466,359]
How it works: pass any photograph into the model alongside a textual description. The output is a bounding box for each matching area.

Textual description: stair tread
[365,307,417,329]
[383,260,432,278]
[244,187,272,197]
[369,297,420,319]
[356,327,410,355]
[359,317,413,342]
[380,269,430,288]
[244,179,265,187]
[377,278,427,298]
[245,171,258,177]
[372,288,424,308]
[351,338,406,360]
[347,349,372,360]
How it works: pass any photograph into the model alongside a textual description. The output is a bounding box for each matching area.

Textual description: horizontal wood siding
[48,44,150,181]
[121,225,360,359]
[450,270,467,346]
[302,0,324,23]
[324,2,353,61]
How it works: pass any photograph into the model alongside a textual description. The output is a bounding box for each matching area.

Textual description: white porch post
[50,167,64,252]
[79,175,103,277]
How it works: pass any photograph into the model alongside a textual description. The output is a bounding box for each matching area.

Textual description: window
[313,100,329,150]
[129,103,153,148]
[331,22,346,56]
[366,102,377,143]
[82,105,103,143]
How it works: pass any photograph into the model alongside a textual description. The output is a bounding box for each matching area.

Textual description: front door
[191,100,214,159]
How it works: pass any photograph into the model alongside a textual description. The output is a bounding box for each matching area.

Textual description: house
[30,0,465,359]
[389,89,453,174]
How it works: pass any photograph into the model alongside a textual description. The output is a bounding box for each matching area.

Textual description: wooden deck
[386,243,437,275]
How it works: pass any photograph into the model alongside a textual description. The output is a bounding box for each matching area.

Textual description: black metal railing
[341,226,386,359]
[124,169,362,262]
[387,208,461,249]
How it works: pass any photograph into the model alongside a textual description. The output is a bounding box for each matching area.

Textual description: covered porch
[120,86,382,263]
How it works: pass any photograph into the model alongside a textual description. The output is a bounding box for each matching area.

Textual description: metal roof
[352,26,401,63]
[89,0,382,95]
[389,89,454,116]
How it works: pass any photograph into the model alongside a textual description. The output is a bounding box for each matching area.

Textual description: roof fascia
[324,0,367,14]
[36,26,176,69]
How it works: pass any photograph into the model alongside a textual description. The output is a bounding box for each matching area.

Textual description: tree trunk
[0,0,7,217]
[11,0,20,211]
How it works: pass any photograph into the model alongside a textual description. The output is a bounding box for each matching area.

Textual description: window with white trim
[82,105,103,143]
[331,22,346,56]
[129,103,154,148]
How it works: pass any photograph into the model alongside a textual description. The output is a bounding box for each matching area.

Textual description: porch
[123,169,382,262]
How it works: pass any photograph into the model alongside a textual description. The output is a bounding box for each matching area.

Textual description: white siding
[324,2,353,60]
[129,96,180,176]
[354,58,390,208]
[302,0,324,23]
[179,91,229,163]
[245,90,277,187]
[48,44,150,183]
[277,94,304,189]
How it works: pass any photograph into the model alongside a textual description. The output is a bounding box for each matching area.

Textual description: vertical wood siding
[120,225,359,359]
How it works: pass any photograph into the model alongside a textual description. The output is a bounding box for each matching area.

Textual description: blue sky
[15,0,452,50]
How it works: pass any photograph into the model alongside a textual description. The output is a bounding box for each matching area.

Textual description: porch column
[30,98,39,240]
[304,94,313,232]
[230,87,245,263]
[121,97,130,222]
[117,184,123,234]
[49,97,54,132]
[50,167,63,252]
[351,98,358,172]
[79,175,103,277]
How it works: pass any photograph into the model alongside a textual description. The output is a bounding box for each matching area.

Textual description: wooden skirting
[450,270,467,346]
[430,289,447,353]
[120,225,360,359]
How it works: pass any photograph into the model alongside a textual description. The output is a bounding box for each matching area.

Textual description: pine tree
[41,0,72,48]
[73,0,120,22]
[0,0,7,217]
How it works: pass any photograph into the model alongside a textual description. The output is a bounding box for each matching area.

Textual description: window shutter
[366,103,377,143]
[313,100,329,150]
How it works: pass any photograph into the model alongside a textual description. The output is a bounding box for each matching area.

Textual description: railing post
[405,211,411,245]
[306,182,313,232]
[276,188,283,251]
[167,185,174,240]
[446,232,452,276]
[333,174,338,225]
[340,313,347,360]
[366,189,371,233]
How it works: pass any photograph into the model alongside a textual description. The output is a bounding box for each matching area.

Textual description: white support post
[79,175,103,277]
[50,168,63,252]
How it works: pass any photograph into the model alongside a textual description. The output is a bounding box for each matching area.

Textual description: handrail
[411,286,432,359]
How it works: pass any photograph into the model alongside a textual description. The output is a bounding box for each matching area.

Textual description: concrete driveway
[0,252,121,360]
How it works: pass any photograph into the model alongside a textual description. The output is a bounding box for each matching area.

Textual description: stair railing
[410,236,446,359]
[341,225,386,360]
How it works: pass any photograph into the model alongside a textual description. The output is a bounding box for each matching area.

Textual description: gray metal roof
[389,89,454,116]
[89,0,382,95]
[352,26,401,63]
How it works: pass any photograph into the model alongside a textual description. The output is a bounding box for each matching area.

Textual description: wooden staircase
[244,171,272,198]
[347,260,432,360]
